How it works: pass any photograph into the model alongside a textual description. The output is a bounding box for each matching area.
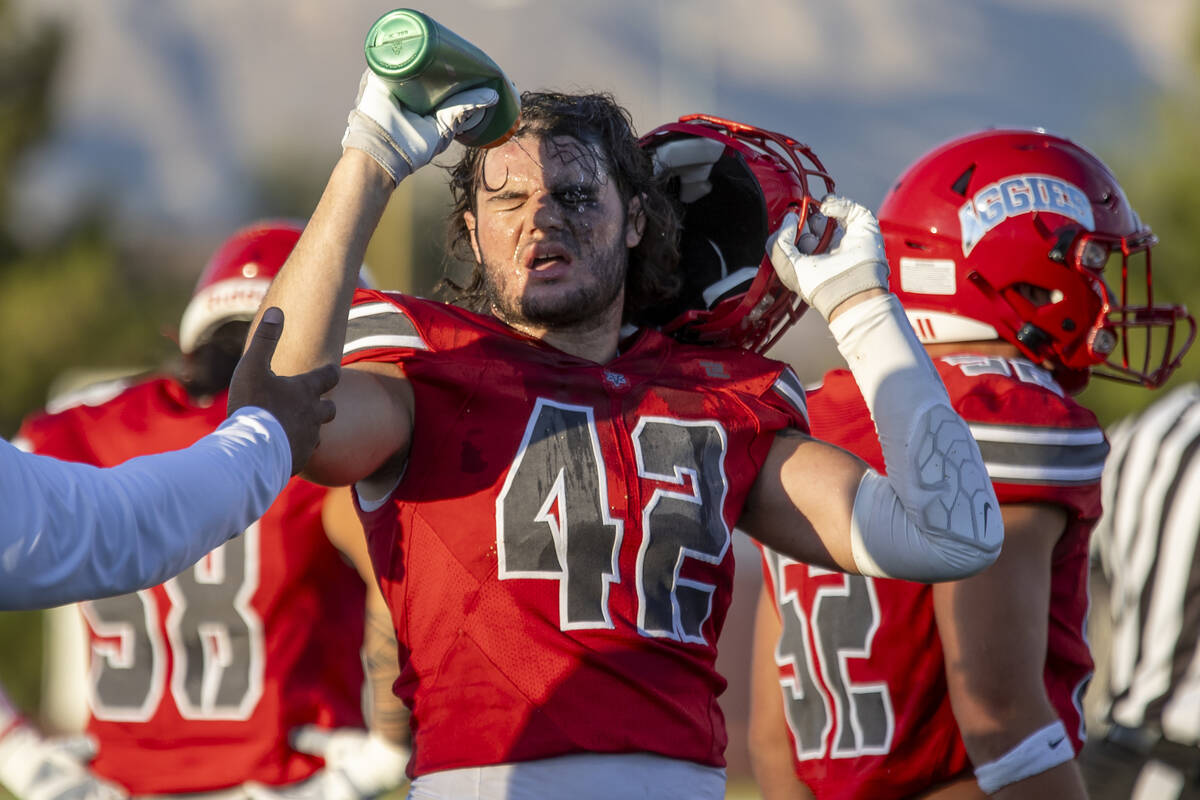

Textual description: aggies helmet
[879,128,1194,392]
[179,220,303,355]
[178,220,376,355]
[638,114,836,353]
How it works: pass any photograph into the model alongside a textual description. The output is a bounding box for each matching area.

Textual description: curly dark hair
[438,90,681,321]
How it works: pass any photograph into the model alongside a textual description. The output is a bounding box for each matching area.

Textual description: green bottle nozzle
[364,8,521,148]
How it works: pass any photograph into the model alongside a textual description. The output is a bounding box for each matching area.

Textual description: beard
[482,232,628,329]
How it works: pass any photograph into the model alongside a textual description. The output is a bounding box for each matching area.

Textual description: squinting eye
[1078,239,1109,270]
[559,188,595,207]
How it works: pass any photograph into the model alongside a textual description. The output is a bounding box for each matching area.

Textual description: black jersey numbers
[497,400,622,629]
[497,399,731,643]
[163,526,263,718]
[767,550,895,760]
[82,590,166,721]
[632,417,730,643]
[83,527,264,721]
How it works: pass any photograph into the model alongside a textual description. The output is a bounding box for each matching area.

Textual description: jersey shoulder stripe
[344,298,428,355]
[771,366,809,428]
[968,422,1108,485]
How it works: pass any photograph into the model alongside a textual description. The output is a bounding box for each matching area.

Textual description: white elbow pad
[850,438,1002,581]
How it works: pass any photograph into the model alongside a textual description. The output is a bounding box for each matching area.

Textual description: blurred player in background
[1082,381,1200,800]
[748,128,1194,799]
[0,304,337,612]
[0,221,410,800]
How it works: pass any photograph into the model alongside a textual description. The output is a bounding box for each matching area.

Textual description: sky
[9,0,1198,242]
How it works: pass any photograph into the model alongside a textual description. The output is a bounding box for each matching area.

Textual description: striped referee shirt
[1093,382,1200,746]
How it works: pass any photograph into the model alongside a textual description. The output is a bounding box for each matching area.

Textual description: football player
[236,62,1005,799]
[747,128,1194,799]
[0,304,336,611]
[0,222,409,799]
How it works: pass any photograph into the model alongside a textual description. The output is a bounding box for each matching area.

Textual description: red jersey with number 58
[761,355,1105,800]
[15,379,367,795]
[341,291,810,778]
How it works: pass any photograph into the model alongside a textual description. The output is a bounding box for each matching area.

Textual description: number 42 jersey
[761,355,1107,800]
[341,291,810,778]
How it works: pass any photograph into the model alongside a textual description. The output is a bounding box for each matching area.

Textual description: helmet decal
[958,174,1094,255]
[898,256,957,296]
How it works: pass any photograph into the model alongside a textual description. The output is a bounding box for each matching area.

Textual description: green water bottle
[364,8,521,148]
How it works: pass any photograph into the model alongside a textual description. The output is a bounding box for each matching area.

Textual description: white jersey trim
[343,334,428,354]
[968,424,1106,446]
[771,367,809,428]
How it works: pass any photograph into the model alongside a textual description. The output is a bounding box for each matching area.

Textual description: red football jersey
[761,355,1105,800]
[16,378,368,795]
[341,291,810,778]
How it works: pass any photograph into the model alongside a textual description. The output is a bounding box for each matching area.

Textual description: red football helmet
[879,128,1193,391]
[638,114,835,352]
[179,220,376,354]
[179,220,302,354]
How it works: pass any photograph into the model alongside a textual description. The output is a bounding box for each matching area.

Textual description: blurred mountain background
[1,1,1199,795]
[5,0,1200,424]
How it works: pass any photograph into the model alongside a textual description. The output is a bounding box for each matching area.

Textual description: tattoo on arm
[363,601,411,745]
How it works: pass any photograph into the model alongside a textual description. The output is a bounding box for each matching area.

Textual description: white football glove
[766,194,889,320]
[242,727,408,800]
[0,726,127,800]
[341,69,500,184]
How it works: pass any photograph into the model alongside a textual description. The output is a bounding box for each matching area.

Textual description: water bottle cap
[365,9,434,76]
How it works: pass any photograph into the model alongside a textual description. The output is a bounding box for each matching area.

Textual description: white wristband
[974,720,1073,794]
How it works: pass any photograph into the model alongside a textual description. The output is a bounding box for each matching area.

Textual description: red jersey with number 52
[341,291,810,778]
[761,355,1105,800]
[16,379,367,795]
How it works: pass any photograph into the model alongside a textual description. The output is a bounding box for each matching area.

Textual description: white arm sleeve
[0,407,291,610]
[829,294,1002,581]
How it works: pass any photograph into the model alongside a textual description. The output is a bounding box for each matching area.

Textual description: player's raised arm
[251,75,498,376]
[242,75,497,487]
[740,197,1003,582]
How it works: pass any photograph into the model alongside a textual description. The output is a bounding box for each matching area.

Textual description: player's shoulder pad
[936,356,1108,486]
[662,339,809,424]
[344,289,430,358]
[14,375,143,454]
[44,374,136,415]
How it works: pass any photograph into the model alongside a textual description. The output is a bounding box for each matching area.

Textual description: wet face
[463,134,644,334]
